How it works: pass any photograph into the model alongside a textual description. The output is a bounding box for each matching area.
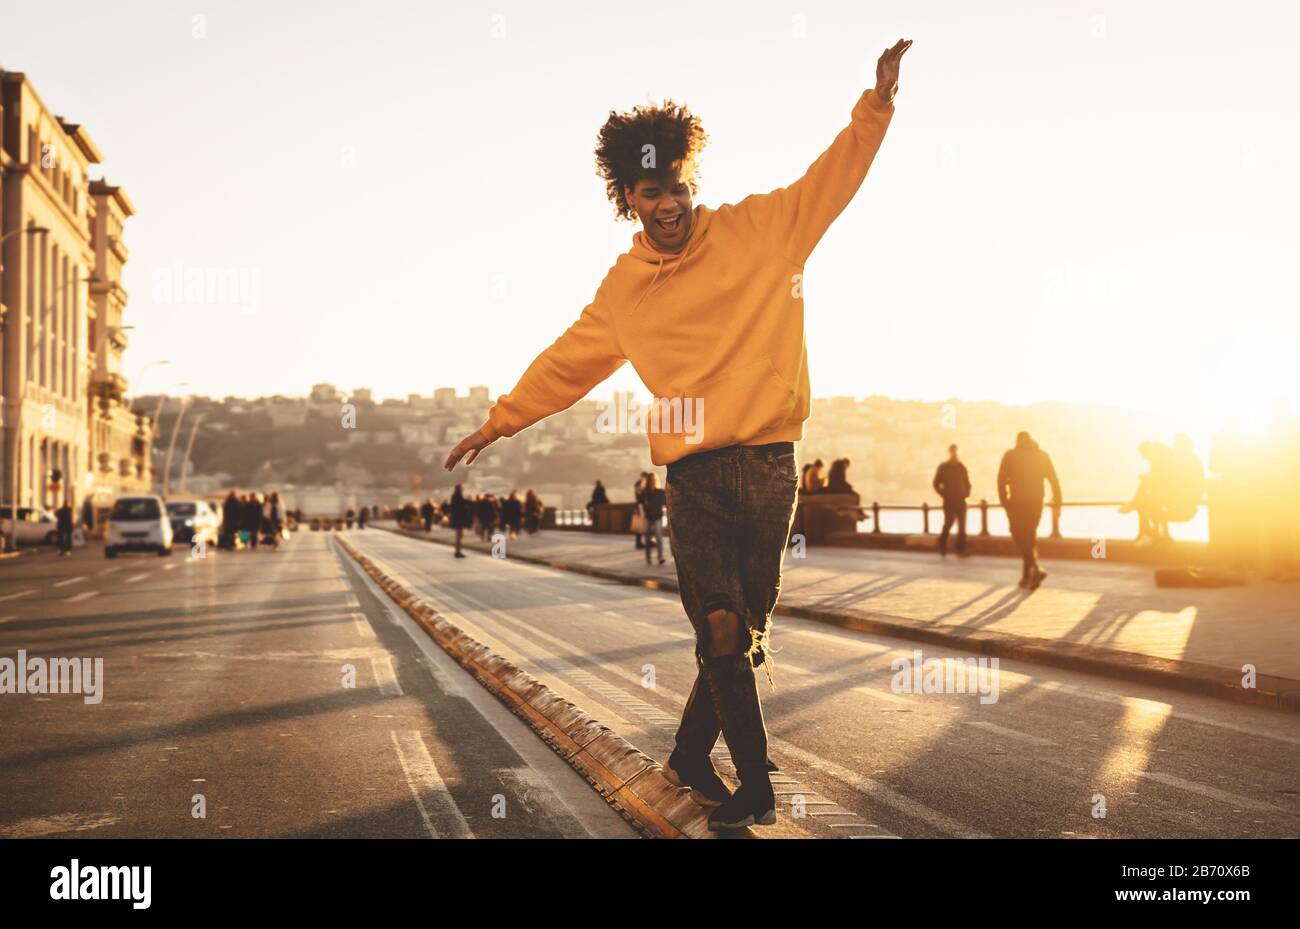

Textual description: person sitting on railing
[1120,437,1203,545]
[826,457,856,495]
[801,458,827,495]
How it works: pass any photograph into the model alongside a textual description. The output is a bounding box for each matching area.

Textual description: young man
[997,432,1062,589]
[446,38,911,830]
[933,444,971,557]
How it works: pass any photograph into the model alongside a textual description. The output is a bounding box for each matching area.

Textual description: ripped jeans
[665,441,798,786]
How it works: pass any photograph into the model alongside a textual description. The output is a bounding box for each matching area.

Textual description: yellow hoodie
[479,88,895,466]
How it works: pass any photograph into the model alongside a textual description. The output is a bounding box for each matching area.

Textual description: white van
[105,495,174,558]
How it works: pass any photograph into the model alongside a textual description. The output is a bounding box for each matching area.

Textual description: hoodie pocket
[647,355,797,464]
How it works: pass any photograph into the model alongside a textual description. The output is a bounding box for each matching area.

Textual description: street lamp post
[179,412,208,494]
[161,395,192,498]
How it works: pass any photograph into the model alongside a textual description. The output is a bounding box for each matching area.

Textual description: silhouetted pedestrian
[997,432,1061,589]
[933,444,971,557]
[450,484,472,558]
[56,499,74,556]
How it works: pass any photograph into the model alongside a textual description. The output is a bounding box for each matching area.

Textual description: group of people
[1119,434,1206,545]
[397,485,546,558]
[798,457,856,495]
[585,474,668,565]
[219,490,289,551]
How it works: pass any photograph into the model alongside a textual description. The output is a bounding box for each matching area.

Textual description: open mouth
[655,213,683,234]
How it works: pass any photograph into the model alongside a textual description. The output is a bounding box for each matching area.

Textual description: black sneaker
[708,781,776,831]
[662,752,732,808]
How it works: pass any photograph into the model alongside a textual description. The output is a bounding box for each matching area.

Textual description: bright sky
[4,0,1297,443]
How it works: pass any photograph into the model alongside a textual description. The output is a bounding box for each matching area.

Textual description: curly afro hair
[594,99,708,221]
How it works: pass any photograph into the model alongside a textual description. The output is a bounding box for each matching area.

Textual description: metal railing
[554,509,594,527]
[860,499,1143,540]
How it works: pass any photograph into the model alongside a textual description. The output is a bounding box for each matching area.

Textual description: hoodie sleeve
[477,291,626,441]
[734,88,894,266]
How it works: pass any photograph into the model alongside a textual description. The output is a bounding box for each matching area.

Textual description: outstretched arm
[444,296,625,470]
[736,38,911,265]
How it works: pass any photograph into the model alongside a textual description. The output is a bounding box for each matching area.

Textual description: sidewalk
[371,522,1300,711]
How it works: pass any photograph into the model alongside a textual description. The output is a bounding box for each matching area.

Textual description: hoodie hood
[629,204,712,263]
[626,205,714,316]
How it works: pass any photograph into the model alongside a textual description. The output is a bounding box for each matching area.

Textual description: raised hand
[443,427,496,471]
[875,38,912,104]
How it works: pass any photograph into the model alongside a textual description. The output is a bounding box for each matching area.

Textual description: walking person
[503,490,523,539]
[221,490,241,550]
[243,493,262,551]
[524,489,543,535]
[633,473,647,549]
[450,484,472,558]
[587,480,609,524]
[445,38,910,831]
[997,432,1062,589]
[56,498,75,557]
[933,444,971,557]
[642,472,667,565]
[265,492,283,550]
[420,498,436,533]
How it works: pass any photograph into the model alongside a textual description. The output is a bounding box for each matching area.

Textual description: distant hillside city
[139,384,1175,515]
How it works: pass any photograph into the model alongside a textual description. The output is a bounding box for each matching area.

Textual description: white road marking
[370,655,403,696]
[343,594,360,608]
[66,591,99,603]
[96,567,119,576]
[0,812,121,838]
[1138,771,1285,813]
[337,543,633,837]
[0,589,35,602]
[124,573,149,584]
[52,576,87,588]
[965,720,1055,747]
[389,730,474,839]
[162,562,177,571]
[352,612,376,640]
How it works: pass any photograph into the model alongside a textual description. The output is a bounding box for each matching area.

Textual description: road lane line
[66,591,99,603]
[124,573,149,584]
[352,612,376,640]
[1138,771,1285,813]
[335,542,634,837]
[371,655,403,696]
[389,730,474,839]
[395,558,905,838]
[0,589,36,602]
[96,567,120,576]
[52,576,87,588]
[357,536,965,838]
[965,720,1055,747]
[162,563,177,571]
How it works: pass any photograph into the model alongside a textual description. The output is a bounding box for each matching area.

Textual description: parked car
[105,495,173,558]
[166,500,220,546]
[0,505,60,546]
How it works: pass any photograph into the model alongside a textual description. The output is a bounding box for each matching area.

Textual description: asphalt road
[0,534,635,838]
[343,529,1300,838]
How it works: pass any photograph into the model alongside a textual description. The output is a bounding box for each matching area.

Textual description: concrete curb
[378,524,1300,714]
[334,534,714,839]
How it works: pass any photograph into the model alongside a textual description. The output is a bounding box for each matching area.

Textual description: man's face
[626,169,693,253]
